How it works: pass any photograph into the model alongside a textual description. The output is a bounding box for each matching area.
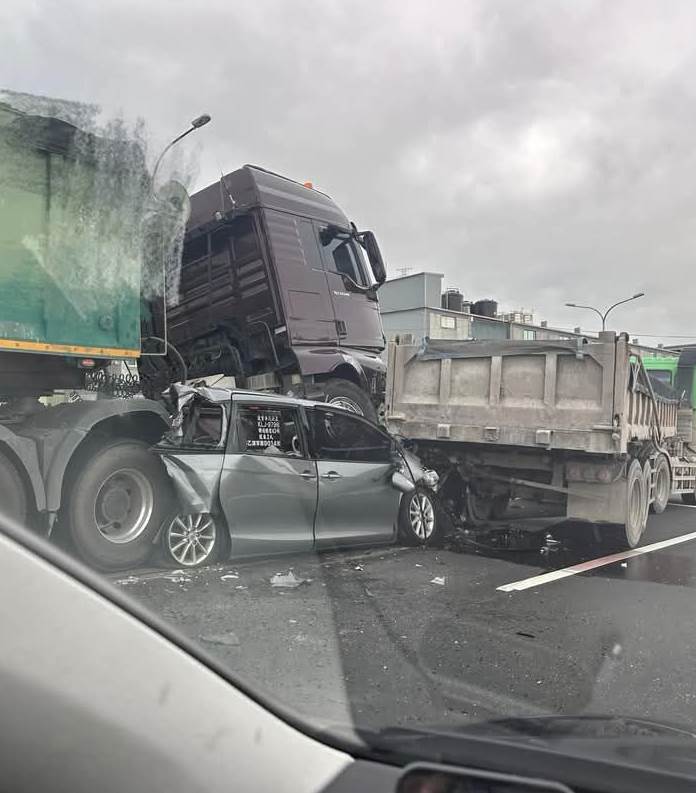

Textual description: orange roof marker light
[303,181,313,189]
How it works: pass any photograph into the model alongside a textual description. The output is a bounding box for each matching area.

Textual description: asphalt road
[115,502,696,735]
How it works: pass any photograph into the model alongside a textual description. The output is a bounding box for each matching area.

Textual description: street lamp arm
[566,303,604,324]
[602,293,645,322]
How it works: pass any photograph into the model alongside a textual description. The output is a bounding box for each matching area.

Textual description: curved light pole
[565,292,645,331]
[151,113,212,188]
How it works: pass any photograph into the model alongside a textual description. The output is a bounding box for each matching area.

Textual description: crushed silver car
[153,385,441,567]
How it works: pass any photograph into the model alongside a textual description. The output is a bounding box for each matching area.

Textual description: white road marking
[672,502,696,509]
[497,530,696,593]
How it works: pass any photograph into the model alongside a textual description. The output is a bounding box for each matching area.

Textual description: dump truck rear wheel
[650,455,671,514]
[68,440,172,571]
[0,452,28,527]
[611,459,647,550]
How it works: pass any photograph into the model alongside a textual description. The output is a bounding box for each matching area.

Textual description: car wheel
[324,379,377,422]
[161,512,224,568]
[398,487,443,546]
[67,439,172,571]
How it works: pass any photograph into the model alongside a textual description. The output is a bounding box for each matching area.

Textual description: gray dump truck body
[386,332,696,547]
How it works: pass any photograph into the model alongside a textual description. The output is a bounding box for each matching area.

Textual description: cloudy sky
[2,0,696,343]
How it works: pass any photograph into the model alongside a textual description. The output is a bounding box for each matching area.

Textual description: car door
[218,400,318,557]
[309,406,400,549]
[315,223,384,349]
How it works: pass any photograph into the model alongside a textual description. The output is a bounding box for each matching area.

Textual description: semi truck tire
[610,459,647,550]
[0,453,28,528]
[67,439,172,571]
[324,379,377,422]
[650,455,671,514]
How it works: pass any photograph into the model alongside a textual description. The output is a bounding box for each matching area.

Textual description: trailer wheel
[67,440,173,571]
[0,453,28,527]
[613,459,648,550]
[650,456,671,514]
[324,379,377,422]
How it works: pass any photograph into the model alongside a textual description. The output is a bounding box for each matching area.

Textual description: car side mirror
[391,471,416,494]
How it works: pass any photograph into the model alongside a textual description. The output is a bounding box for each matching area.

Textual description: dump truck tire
[0,452,28,528]
[650,455,671,514]
[610,459,647,550]
[67,439,172,571]
[324,379,377,422]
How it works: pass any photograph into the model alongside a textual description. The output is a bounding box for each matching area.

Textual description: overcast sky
[2,0,695,343]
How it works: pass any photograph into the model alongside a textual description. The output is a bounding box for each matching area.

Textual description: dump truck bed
[386,333,678,455]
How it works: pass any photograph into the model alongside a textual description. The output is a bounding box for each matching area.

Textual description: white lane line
[672,502,696,509]
[497,530,696,593]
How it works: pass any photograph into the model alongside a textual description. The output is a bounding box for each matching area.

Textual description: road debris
[270,571,309,588]
[354,565,364,571]
[200,631,240,647]
[430,576,446,586]
[115,576,140,586]
[221,573,239,580]
[620,562,628,568]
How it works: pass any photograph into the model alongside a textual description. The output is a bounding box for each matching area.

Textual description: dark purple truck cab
[142,165,387,420]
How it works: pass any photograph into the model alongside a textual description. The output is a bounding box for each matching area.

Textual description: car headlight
[421,469,439,489]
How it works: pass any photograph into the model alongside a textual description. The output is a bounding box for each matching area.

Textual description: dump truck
[385,332,696,548]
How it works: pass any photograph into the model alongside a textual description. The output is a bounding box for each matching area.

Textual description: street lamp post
[565,293,645,331]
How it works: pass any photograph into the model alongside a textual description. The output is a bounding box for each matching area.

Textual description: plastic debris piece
[115,576,139,586]
[221,573,239,580]
[270,571,308,588]
[200,631,240,647]
[235,585,248,590]
[620,562,628,568]
[415,563,423,568]
[430,576,446,586]
[354,565,364,571]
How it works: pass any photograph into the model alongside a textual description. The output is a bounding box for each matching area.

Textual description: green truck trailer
[0,97,197,570]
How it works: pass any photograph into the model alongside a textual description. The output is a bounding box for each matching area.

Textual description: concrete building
[380,272,578,345]
[379,272,670,358]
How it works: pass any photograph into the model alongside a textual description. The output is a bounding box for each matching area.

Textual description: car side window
[234,405,304,457]
[310,408,393,463]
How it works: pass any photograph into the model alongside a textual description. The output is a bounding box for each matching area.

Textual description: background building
[379,272,670,358]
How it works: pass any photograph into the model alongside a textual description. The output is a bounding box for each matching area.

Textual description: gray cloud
[2,0,695,342]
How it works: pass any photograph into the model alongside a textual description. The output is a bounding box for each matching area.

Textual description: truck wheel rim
[327,396,364,415]
[655,462,670,507]
[409,493,435,539]
[167,513,216,566]
[94,468,154,544]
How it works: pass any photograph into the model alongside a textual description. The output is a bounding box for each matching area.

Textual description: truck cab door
[262,209,338,345]
[315,223,384,350]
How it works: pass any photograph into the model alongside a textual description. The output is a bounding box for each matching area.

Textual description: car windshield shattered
[3,3,696,789]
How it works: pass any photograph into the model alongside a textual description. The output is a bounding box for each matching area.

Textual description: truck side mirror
[362,231,386,285]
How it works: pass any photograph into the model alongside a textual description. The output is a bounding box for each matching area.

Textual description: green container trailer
[0,101,147,360]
